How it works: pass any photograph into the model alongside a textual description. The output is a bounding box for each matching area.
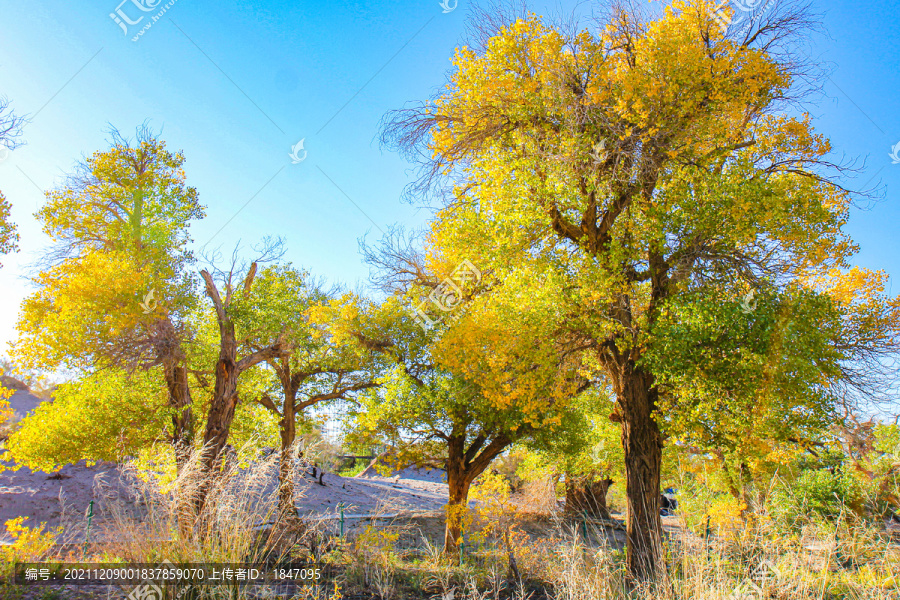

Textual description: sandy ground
[0,453,628,547]
[0,460,131,543]
[7,389,45,418]
[297,465,448,515]
[0,388,452,543]
[0,453,454,544]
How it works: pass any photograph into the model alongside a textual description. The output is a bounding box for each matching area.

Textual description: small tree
[230,265,382,517]
[343,291,586,558]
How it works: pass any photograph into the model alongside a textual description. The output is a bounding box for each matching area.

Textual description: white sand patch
[0,458,451,543]
[0,459,132,544]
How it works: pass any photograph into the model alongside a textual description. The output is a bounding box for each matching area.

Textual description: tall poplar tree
[15,126,204,466]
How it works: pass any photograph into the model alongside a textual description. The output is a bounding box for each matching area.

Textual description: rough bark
[197,268,287,512]
[443,435,471,559]
[565,474,614,520]
[163,362,195,537]
[203,354,241,472]
[616,361,665,585]
[150,317,195,473]
[163,363,194,473]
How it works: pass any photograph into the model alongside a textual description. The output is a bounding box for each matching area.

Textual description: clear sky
[0,0,898,356]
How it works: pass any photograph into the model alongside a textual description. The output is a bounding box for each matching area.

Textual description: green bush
[768,469,864,531]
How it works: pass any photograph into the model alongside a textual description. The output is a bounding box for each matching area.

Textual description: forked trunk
[617,362,665,585]
[440,432,512,560]
[565,474,613,520]
[196,267,286,515]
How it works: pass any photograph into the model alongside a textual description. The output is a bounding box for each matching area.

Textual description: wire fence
[292,504,630,563]
[307,401,354,444]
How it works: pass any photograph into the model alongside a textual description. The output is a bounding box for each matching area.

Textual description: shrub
[768,469,865,531]
[0,517,62,579]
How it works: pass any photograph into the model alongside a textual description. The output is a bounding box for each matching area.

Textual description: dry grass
[331,499,899,600]
[78,444,333,599]
[5,451,898,599]
[98,451,265,563]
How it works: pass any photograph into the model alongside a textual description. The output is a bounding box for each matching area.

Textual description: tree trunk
[443,435,471,561]
[196,268,286,514]
[278,386,298,520]
[163,362,195,538]
[565,474,613,520]
[616,362,665,585]
[195,351,240,514]
[203,356,240,471]
[164,364,194,473]
[441,433,511,560]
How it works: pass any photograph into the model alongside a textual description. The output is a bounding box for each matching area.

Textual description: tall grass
[86,443,326,599]
[27,450,898,599]
[100,447,282,565]
[332,492,898,599]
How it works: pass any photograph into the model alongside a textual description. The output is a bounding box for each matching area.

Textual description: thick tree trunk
[443,436,466,558]
[195,349,241,514]
[616,362,665,585]
[565,474,613,520]
[196,268,286,514]
[154,317,194,473]
[443,436,472,560]
[163,362,195,538]
[203,357,241,472]
[441,433,511,560]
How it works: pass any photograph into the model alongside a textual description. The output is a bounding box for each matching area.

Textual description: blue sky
[0,0,898,356]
